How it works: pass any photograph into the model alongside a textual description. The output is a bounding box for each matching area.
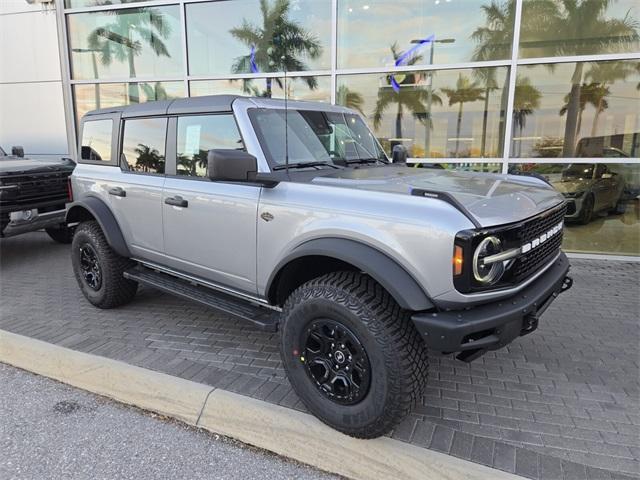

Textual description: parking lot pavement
[0,362,335,480]
[1,231,639,479]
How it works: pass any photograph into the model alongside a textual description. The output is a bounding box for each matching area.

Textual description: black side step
[124,267,279,332]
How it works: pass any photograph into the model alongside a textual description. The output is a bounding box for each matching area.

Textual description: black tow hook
[560,275,573,294]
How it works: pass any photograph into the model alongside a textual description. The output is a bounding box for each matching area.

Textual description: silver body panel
[71,96,567,310]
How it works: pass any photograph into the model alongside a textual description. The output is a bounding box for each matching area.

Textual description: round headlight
[473,236,504,285]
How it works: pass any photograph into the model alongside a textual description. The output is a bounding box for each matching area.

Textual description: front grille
[511,203,566,282]
[0,170,72,210]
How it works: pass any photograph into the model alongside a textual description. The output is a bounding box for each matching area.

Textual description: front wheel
[578,194,594,224]
[279,271,428,439]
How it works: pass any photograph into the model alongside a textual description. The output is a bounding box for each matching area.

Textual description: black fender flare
[66,197,130,258]
[267,238,434,311]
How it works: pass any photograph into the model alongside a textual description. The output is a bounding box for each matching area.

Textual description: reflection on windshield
[250,108,388,167]
[562,164,594,180]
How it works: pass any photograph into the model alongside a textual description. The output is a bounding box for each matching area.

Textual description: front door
[107,116,167,262]
[161,113,259,294]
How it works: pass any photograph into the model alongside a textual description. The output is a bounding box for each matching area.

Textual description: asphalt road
[0,363,336,480]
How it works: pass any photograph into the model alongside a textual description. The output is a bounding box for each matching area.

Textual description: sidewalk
[1,232,639,479]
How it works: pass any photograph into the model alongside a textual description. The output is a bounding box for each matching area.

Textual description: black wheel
[279,271,428,438]
[71,220,137,309]
[45,225,75,244]
[578,194,594,224]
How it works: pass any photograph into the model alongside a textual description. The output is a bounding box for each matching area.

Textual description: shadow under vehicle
[0,146,76,243]
[551,163,625,224]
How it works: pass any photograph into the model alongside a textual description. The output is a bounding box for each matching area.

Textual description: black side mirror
[392,144,408,163]
[207,149,258,182]
[11,146,24,158]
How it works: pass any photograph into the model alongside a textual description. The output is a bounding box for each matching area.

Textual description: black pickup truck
[0,146,75,243]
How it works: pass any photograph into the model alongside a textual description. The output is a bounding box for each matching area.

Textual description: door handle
[165,195,188,208]
[108,186,126,197]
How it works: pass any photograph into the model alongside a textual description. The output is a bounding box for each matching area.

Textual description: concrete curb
[0,329,523,480]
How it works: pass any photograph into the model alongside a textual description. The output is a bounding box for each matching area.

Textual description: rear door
[106,116,167,262]
[161,113,259,294]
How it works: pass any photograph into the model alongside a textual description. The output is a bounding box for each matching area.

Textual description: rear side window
[80,119,112,162]
[176,114,244,177]
[121,118,167,174]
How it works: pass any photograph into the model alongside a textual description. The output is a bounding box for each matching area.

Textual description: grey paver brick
[450,431,473,459]
[429,425,454,453]
[493,442,516,473]
[515,447,539,478]
[470,436,495,467]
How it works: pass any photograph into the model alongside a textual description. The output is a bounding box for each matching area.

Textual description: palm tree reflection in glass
[373,43,442,156]
[442,74,485,157]
[87,7,172,104]
[229,0,323,97]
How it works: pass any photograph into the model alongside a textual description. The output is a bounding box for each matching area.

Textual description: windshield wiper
[273,161,341,171]
[343,158,384,165]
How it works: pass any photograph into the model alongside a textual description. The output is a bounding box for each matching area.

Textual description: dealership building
[1,0,638,258]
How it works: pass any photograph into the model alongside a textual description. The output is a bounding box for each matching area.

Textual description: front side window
[81,119,112,162]
[176,115,244,177]
[249,108,387,168]
[121,118,167,174]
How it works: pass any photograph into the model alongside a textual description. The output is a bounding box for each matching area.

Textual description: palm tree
[585,61,634,136]
[87,6,172,104]
[471,1,550,156]
[336,85,365,114]
[512,76,542,156]
[140,82,169,101]
[229,0,322,97]
[372,43,442,148]
[133,143,163,172]
[532,0,639,156]
[442,74,485,157]
[559,82,613,143]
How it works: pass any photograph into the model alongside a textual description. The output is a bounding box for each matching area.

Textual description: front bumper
[1,208,66,237]
[411,252,572,362]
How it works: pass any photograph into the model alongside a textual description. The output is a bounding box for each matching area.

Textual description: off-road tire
[45,225,75,244]
[279,271,428,439]
[71,220,137,309]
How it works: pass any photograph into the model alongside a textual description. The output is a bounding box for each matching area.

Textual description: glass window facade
[73,81,185,123]
[519,0,640,58]
[509,163,639,255]
[337,67,508,159]
[67,6,183,80]
[61,0,640,256]
[190,76,332,102]
[186,0,331,76]
[338,0,516,68]
[511,60,640,158]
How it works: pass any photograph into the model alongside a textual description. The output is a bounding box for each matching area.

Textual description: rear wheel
[45,225,75,244]
[279,271,428,438]
[71,220,137,309]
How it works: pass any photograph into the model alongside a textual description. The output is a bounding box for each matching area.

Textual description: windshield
[562,164,594,180]
[249,108,388,168]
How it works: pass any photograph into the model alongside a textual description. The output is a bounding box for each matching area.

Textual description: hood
[311,166,564,228]
[0,156,75,176]
[551,178,590,194]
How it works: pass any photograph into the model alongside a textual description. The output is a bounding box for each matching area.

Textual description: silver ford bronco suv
[67,95,573,438]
